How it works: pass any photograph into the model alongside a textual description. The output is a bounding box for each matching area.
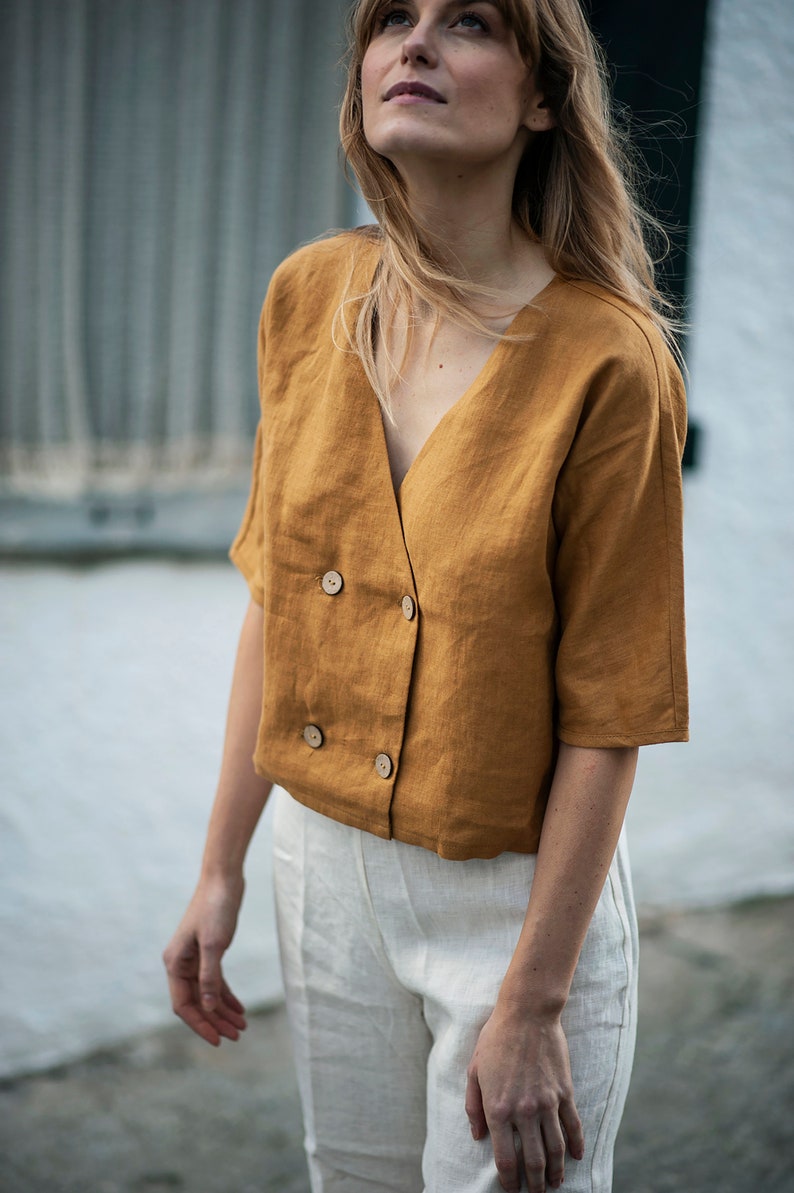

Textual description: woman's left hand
[465,1003,584,1193]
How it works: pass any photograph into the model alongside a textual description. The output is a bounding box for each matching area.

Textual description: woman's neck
[402,167,552,308]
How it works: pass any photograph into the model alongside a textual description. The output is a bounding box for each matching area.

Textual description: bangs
[493,0,540,65]
[351,0,540,63]
[352,0,391,51]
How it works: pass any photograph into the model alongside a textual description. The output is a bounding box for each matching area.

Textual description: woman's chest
[378,320,504,493]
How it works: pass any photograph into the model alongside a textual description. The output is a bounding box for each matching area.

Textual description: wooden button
[401,595,416,621]
[321,570,343,595]
[375,752,393,779]
[303,724,324,749]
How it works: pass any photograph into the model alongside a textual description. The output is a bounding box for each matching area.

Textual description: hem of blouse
[273,786,393,843]
[557,726,689,747]
[270,785,543,861]
[391,827,542,862]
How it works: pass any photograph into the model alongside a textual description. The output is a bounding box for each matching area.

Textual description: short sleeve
[229,291,272,604]
[229,417,265,604]
[552,337,689,747]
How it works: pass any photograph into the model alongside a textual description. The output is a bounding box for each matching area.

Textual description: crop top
[230,229,688,860]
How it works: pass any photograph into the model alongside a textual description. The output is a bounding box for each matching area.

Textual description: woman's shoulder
[546,277,686,443]
[549,276,678,376]
[265,226,381,309]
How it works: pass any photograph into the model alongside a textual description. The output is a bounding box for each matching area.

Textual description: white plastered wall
[1,0,793,1079]
[625,0,794,905]
[1,562,282,1080]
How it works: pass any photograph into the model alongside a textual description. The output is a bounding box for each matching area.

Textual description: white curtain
[0,0,355,509]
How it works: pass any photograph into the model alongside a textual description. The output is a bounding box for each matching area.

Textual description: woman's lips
[384,81,446,104]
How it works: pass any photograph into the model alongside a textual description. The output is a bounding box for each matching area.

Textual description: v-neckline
[343,236,561,519]
[379,322,510,503]
[375,277,562,504]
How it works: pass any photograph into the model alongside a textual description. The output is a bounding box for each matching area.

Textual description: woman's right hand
[162,874,248,1047]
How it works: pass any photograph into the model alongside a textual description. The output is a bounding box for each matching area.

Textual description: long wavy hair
[338,0,679,410]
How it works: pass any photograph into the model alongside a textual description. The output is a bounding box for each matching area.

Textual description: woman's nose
[400,23,438,68]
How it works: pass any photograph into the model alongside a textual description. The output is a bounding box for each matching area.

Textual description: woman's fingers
[209,1005,243,1042]
[184,1008,224,1046]
[488,1120,522,1192]
[492,1111,579,1193]
[166,971,222,1045]
[167,976,246,1045]
[198,938,225,1012]
[163,930,247,1046]
[516,1122,548,1193]
[216,988,247,1033]
[466,1013,586,1190]
[559,1096,585,1162]
[220,978,246,1017]
[464,1065,488,1141]
[489,1113,557,1193]
[538,1112,568,1190]
[197,945,247,1032]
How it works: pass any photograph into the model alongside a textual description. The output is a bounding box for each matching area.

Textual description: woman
[164,2,688,1191]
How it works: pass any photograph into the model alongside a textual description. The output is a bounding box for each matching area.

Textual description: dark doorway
[587,1,711,319]
[587,1,710,467]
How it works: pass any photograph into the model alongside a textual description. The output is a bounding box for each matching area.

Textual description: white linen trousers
[273,789,638,1193]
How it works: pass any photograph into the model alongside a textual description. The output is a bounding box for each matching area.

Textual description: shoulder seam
[563,279,664,366]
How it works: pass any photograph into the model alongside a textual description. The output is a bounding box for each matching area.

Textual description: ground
[1,896,792,1193]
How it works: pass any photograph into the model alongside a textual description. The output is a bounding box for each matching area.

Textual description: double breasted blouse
[231,231,688,860]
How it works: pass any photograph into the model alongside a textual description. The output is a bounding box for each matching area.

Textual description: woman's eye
[379,8,411,28]
[374,6,489,33]
[457,11,489,31]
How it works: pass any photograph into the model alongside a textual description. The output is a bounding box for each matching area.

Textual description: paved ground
[1,896,792,1193]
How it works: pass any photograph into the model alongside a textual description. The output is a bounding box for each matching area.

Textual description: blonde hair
[338,0,680,408]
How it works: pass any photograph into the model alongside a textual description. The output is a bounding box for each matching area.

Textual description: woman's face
[360,1,548,181]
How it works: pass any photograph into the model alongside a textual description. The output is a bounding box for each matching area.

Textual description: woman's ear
[524,91,557,133]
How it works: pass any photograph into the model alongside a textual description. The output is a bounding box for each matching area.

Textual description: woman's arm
[465,742,638,1193]
[162,598,273,1046]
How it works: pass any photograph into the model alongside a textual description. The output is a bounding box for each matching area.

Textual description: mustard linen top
[231,230,688,860]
